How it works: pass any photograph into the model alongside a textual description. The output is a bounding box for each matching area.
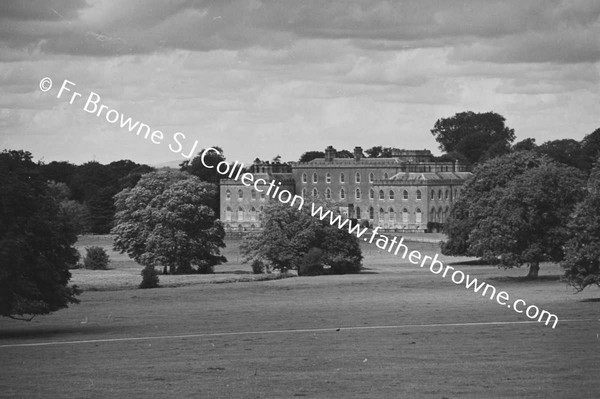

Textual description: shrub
[330,259,362,274]
[83,246,110,270]
[298,248,324,276]
[251,259,266,274]
[139,265,159,289]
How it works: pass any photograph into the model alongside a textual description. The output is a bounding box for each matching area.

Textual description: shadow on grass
[580,298,600,303]
[0,324,116,341]
[487,275,562,283]
[448,259,496,267]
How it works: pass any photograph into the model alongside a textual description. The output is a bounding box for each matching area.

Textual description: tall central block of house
[220,146,471,233]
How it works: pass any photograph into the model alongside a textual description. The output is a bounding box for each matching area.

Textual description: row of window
[225,189,266,201]
[224,206,264,222]
[225,205,450,223]
[302,172,383,184]
[301,188,457,201]
[227,187,460,201]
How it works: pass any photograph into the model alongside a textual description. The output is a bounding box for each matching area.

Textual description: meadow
[0,235,598,398]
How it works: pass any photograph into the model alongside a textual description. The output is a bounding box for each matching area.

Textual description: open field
[1,236,599,398]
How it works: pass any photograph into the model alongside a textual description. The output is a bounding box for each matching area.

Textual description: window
[402,208,409,223]
[225,206,232,221]
[389,190,395,200]
[379,190,384,200]
[355,172,361,183]
[438,190,442,200]
[226,189,231,200]
[431,190,435,200]
[250,207,257,221]
[326,173,331,184]
[260,192,266,200]
[313,173,318,183]
[312,188,318,198]
[369,206,374,219]
[369,172,374,183]
[340,188,346,200]
[416,208,422,224]
[445,190,449,200]
[340,173,345,183]
[384,172,389,179]
[302,173,307,183]
[238,207,245,221]
[379,207,385,220]
[238,189,244,200]
[259,206,264,220]
[430,207,436,222]
[389,207,395,221]
[355,188,361,200]
[416,190,422,200]
[403,190,408,200]
[356,206,361,219]
[369,189,375,200]
[302,188,307,198]
[438,206,443,222]
[251,190,256,200]
[325,188,332,199]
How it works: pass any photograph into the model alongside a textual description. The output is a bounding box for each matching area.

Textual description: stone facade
[220,146,471,232]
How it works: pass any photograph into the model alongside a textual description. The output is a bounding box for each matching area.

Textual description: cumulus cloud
[0,0,598,164]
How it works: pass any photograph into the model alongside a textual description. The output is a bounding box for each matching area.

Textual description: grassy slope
[0,236,599,398]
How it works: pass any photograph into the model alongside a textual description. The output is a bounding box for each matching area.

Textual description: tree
[0,150,80,320]
[443,152,585,279]
[512,138,537,152]
[562,158,600,291]
[299,151,325,163]
[535,139,587,170]
[240,201,362,274]
[180,146,225,214]
[364,146,399,158]
[112,170,226,274]
[431,111,516,165]
[580,127,600,171]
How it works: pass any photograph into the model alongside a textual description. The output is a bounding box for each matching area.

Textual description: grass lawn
[0,235,599,398]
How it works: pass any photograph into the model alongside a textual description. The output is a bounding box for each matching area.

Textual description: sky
[1,0,599,166]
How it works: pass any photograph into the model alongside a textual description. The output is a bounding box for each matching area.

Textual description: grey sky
[1,0,599,165]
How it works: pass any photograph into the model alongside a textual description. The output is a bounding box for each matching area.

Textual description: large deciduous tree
[431,111,516,165]
[112,170,226,274]
[443,151,585,279]
[0,150,81,320]
[562,159,600,291]
[240,201,362,274]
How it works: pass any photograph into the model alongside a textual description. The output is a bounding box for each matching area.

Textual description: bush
[251,259,266,274]
[298,248,324,276]
[83,246,110,270]
[139,265,159,289]
[330,258,362,274]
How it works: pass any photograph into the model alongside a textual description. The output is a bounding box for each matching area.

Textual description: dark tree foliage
[535,139,588,170]
[443,151,585,279]
[112,170,226,274]
[431,111,516,165]
[299,151,325,163]
[180,147,225,214]
[512,138,537,152]
[0,150,81,320]
[39,161,77,184]
[562,159,600,291]
[180,146,226,185]
[336,150,353,158]
[365,146,399,158]
[581,127,600,170]
[240,201,362,274]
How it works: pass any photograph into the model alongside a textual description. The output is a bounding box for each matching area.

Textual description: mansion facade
[220,146,471,232]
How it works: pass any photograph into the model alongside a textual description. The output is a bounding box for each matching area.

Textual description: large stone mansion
[220,146,471,232]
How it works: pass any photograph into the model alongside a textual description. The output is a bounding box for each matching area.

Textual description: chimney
[324,145,336,162]
[353,146,363,162]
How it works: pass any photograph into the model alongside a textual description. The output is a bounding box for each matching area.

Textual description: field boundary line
[0,319,596,349]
